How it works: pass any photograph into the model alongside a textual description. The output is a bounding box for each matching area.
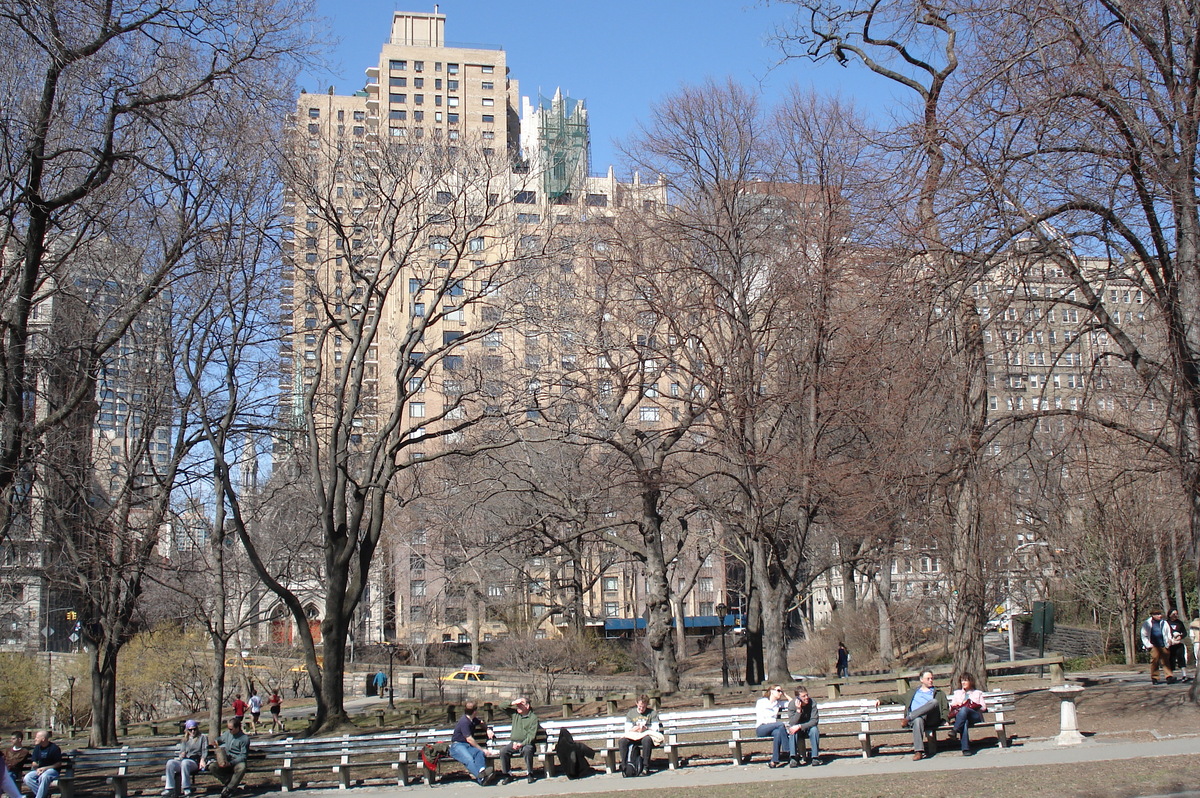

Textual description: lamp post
[386,643,396,710]
[67,676,75,736]
[715,603,729,688]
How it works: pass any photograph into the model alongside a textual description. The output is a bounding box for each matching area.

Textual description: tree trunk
[316,615,350,731]
[743,580,765,686]
[89,644,119,746]
[752,542,790,683]
[209,642,228,736]
[876,562,895,669]
[1170,529,1186,617]
[1154,541,1171,616]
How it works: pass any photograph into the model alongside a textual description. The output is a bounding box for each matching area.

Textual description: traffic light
[65,611,77,621]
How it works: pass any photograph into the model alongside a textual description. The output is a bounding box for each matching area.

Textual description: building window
[390,60,407,70]
[389,94,406,104]
[699,577,714,592]
[410,554,425,570]
[410,402,426,418]
[481,65,494,73]
[482,97,494,107]
[603,602,620,618]
[585,193,609,207]
[481,114,494,123]
[308,108,319,118]
[699,602,715,616]
[414,60,424,72]
[639,406,660,422]
[481,81,494,90]
[603,576,618,592]
[411,302,425,317]
[448,63,459,74]
[410,580,426,597]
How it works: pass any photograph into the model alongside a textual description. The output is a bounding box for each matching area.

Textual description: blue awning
[603,615,740,631]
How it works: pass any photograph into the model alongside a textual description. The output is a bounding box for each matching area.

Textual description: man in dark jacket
[880,670,949,760]
[786,686,822,766]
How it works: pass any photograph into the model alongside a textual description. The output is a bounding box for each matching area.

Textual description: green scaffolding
[535,92,588,199]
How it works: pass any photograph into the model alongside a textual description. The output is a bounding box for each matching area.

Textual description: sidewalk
[275,732,1200,798]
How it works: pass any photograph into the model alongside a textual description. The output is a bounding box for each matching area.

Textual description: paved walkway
[275,732,1200,798]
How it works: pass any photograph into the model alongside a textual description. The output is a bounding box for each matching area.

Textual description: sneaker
[162,790,174,796]
[1152,678,1161,685]
[1167,676,1177,684]
[810,757,824,766]
[788,758,801,768]
[479,767,495,786]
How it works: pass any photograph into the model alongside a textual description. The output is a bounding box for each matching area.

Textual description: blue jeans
[24,768,57,798]
[755,723,792,763]
[790,725,820,759]
[953,707,984,751]
[448,742,486,780]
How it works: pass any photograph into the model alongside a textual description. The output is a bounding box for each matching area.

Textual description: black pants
[619,737,653,772]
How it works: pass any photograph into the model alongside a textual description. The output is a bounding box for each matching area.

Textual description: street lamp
[715,603,729,688]
[67,676,75,736]
[385,642,397,710]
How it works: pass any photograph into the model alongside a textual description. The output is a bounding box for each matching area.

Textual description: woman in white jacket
[754,686,792,767]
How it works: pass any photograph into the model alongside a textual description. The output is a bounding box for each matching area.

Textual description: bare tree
[220,131,553,731]
[0,0,319,545]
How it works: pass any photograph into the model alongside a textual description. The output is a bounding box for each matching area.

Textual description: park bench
[865,690,1016,755]
[255,732,412,791]
[59,744,183,798]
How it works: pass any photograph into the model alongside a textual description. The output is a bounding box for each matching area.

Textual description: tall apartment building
[276,9,731,650]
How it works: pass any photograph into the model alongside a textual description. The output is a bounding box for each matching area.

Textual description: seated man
[211,718,250,798]
[880,670,948,760]
[22,731,60,798]
[786,686,822,766]
[498,697,539,785]
[448,701,494,786]
[618,695,662,777]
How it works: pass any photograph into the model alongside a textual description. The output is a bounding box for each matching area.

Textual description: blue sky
[302,0,901,174]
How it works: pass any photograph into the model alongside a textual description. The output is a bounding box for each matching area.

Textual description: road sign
[68,633,80,643]
[41,626,55,637]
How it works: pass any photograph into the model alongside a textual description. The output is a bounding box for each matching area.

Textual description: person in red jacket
[231,694,248,723]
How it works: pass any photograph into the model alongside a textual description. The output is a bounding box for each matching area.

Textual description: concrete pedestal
[1050,684,1085,745]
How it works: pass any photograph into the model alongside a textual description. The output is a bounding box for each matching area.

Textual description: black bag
[554,728,594,779]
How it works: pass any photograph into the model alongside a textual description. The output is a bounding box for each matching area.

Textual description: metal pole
[717,603,729,688]
[387,646,396,710]
[68,676,75,736]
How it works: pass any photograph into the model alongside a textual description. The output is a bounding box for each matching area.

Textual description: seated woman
[163,720,208,797]
[754,685,792,768]
[949,672,987,756]
[618,695,662,777]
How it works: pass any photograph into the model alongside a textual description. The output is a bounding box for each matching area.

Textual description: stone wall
[1016,621,1117,657]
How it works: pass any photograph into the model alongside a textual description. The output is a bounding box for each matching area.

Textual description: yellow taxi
[440,664,494,682]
